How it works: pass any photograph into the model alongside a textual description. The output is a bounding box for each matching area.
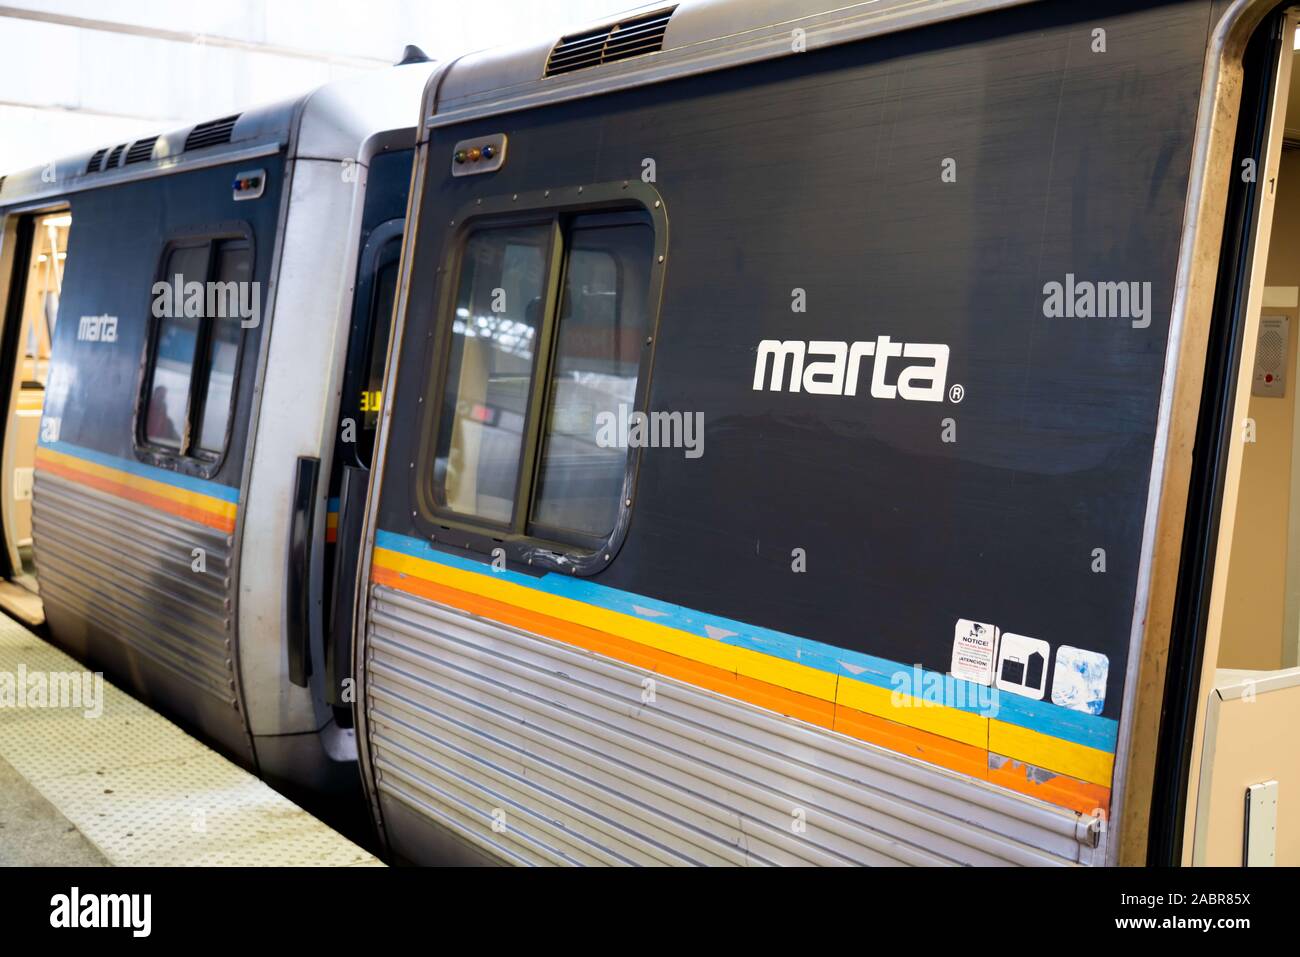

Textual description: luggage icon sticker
[995,633,1050,700]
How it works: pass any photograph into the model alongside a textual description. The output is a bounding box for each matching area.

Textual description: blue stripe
[39,439,240,504]
[375,530,1119,753]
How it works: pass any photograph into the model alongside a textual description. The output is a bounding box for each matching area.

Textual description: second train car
[0,54,436,794]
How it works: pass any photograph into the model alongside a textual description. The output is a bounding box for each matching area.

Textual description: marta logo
[752,336,950,401]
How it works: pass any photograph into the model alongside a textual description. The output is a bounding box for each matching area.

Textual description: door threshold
[0,580,44,626]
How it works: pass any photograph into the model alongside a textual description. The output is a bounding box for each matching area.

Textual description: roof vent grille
[544,6,675,78]
[184,114,240,152]
[105,144,127,170]
[125,135,159,165]
[87,148,109,174]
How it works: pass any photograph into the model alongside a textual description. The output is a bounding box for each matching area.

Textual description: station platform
[0,615,381,866]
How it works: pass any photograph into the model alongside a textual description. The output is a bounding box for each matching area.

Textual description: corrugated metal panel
[31,470,237,704]
[364,584,1089,866]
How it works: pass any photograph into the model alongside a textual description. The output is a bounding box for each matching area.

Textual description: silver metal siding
[32,470,237,705]
[365,583,1090,866]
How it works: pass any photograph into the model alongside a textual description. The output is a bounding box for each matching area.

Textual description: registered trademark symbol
[949,383,965,403]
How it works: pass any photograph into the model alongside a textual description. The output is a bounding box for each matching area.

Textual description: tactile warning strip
[0,616,381,866]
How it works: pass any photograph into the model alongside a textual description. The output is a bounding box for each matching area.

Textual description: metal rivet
[604,553,611,561]
[657,255,664,263]
[544,189,550,197]
[578,186,584,193]
[622,181,629,189]
[449,219,455,226]
[645,336,652,345]
[625,498,632,507]
[654,200,661,208]
[512,193,518,201]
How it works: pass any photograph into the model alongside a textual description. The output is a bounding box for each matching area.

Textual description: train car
[353,0,1300,865]
[0,53,436,795]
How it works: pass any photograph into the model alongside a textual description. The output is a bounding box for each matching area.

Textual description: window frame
[134,222,255,478]
[415,182,668,576]
[340,217,405,470]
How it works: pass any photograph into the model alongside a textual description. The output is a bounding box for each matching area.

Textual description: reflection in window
[142,236,249,460]
[195,243,250,454]
[432,224,549,524]
[359,255,399,465]
[144,244,206,449]
[530,219,653,540]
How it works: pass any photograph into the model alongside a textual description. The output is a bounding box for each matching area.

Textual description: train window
[529,217,653,542]
[194,243,250,454]
[144,244,207,449]
[431,223,550,524]
[426,201,660,564]
[140,232,251,463]
[359,258,398,462]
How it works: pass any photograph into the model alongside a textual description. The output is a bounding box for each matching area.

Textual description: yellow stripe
[35,446,237,522]
[835,675,988,749]
[376,548,843,698]
[375,545,1114,787]
[988,718,1113,786]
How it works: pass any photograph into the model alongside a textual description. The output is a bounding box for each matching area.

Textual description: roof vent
[125,135,159,165]
[87,148,109,174]
[397,44,430,65]
[544,6,676,78]
[105,143,127,170]
[184,114,240,152]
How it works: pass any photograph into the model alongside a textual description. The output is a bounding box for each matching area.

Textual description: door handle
[286,455,320,687]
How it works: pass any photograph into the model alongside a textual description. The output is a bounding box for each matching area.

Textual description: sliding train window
[427,200,659,563]
[341,220,404,469]
[139,231,251,466]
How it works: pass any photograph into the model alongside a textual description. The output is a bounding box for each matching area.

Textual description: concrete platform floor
[0,615,381,867]
[0,752,108,865]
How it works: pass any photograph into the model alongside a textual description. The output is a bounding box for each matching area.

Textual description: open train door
[0,205,71,626]
[1145,4,1300,867]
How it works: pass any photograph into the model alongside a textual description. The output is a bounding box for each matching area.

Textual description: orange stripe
[833,702,989,780]
[38,456,235,533]
[986,756,1111,816]
[373,564,1109,814]
[373,564,835,726]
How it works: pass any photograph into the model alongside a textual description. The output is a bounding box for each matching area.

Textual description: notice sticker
[951,619,999,686]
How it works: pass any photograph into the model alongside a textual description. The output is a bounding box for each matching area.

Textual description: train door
[0,207,71,625]
[326,216,403,725]
[1153,7,1300,866]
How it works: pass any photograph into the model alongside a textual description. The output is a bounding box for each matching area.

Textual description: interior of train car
[1178,11,1300,865]
[0,209,69,624]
